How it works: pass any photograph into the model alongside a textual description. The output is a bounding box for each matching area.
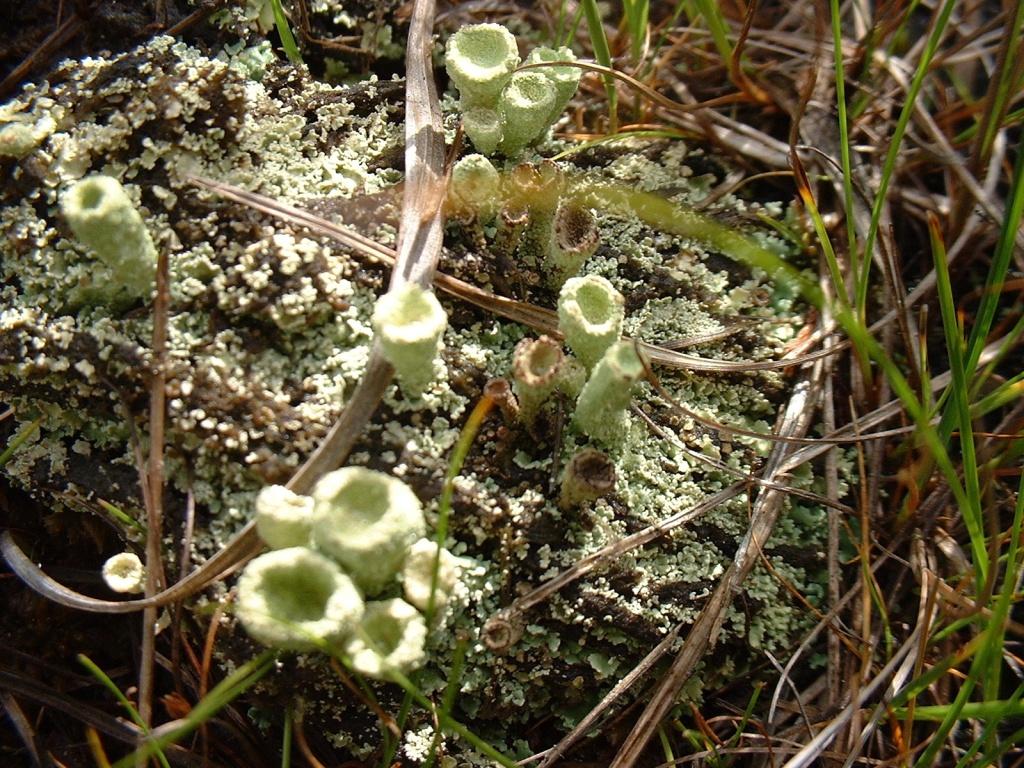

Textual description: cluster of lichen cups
[236,468,459,680]
[449,154,600,289]
[445,24,581,156]
[513,275,645,447]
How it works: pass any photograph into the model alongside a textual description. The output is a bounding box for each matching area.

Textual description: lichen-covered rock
[1,38,826,764]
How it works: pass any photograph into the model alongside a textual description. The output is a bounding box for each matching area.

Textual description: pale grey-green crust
[0,37,830,764]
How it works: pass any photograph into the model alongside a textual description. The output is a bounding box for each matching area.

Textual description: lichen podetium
[0,36,829,764]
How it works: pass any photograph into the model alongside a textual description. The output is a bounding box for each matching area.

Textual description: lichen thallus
[1,160,871,636]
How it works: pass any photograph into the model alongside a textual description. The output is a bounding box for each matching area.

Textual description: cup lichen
[101,552,146,594]
[511,335,563,427]
[235,547,364,652]
[444,24,581,156]
[254,484,314,550]
[61,175,157,302]
[311,467,426,596]
[372,283,448,398]
[444,24,520,107]
[557,275,626,370]
[573,341,647,444]
[345,598,428,680]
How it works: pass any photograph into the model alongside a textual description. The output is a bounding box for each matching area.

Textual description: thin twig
[138,247,170,748]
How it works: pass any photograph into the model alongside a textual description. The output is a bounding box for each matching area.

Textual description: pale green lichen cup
[345,598,428,680]
[311,467,426,596]
[557,275,625,370]
[573,341,647,444]
[445,23,520,106]
[498,72,558,155]
[372,283,448,397]
[236,547,365,652]
[61,174,157,300]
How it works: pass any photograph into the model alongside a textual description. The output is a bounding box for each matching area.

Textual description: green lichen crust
[573,341,646,444]
[557,275,626,369]
[311,467,426,596]
[236,547,364,652]
[345,598,428,680]
[0,36,406,549]
[254,484,314,549]
[372,283,448,397]
[61,175,157,301]
[444,24,520,107]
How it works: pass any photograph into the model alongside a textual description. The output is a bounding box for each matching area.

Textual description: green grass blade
[426,393,494,623]
[903,697,1024,723]
[929,215,986,585]
[281,706,292,768]
[269,0,303,66]
[855,0,957,321]
[580,0,619,132]
[376,666,518,768]
[971,0,1024,167]
[78,655,171,768]
[689,0,733,63]
[97,499,146,534]
[829,0,858,291]
[112,650,276,768]
[962,125,1024,379]
[621,0,650,63]
[0,416,43,468]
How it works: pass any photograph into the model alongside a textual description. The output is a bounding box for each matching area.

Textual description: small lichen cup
[557,275,625,370]
[402,538,460,616]
[311,467,426,596]
[573,341,647,444]
[512,335,563,427]
[448,153,502,222]
[235,547,364,652]
[445,24,520,107]
[372,283,448,397]
[462,106,503,156]
[497,72,558,156]
[254,484,314,549]
[102,552,146,594]
[61,174,157,300]
[345,598,428,680]
[523,46,581,123]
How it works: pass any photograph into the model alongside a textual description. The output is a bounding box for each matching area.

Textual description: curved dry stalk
[780,623,926,768]
[0,692,43,768]
[0,669,197,764]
